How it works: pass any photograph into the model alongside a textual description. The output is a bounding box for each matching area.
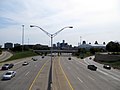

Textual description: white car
[2,71,16,80]
[103,64,111,70]
[22,62,29,66]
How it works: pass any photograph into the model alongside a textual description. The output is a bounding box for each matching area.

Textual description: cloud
[0,17,19,28]
[0,0,120,46]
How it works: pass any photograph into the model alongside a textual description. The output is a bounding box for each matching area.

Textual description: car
[1,63,14,70]
[68,57,71,60]
[81,57,83,59]
[89,57,92,60]
[32,58,37,61]
[103,64,111,70]
[42,56,44,58]
[2,71,16,80]
[87,65,97,71]
[22,62,29,66]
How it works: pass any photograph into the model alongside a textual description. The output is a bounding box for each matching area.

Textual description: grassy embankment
[97,60,120,69]
[79,52,120,69]
[3,50,38,62]
[99,52,120,69]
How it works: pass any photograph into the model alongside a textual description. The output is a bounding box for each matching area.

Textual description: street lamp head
[30,25,34,27]
[69,26,73,28]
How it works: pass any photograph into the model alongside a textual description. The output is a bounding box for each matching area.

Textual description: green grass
[103,61,120,69]
[96,60,120,69]
[4,50,38,62]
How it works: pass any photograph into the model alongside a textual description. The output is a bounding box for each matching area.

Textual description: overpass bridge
[33,50,78,53]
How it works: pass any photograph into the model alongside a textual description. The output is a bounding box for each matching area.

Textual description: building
[4,42,13,49]
[14,43,21,47]
[55,40,72,50]
[79,44,106,50]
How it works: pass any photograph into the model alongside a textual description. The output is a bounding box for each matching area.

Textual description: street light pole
[30,25,73,89]
[51,34,53,61]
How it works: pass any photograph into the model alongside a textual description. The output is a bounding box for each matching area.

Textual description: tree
[95,41,98,44]
[0,45,2,54]
[106,41,120,52]
[0,45,2,48]
[103,42,106,45]
[11,46,22,52]
[82,41,86,44]
[89,42,91,44]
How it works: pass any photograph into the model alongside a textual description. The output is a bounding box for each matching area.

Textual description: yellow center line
[58,56,74,90]
[29,60,48,90]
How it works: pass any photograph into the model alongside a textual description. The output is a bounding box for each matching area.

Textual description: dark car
[89,57,92,60]
[87,65,97,71]
[32,58,37,61]
[103,64,111,70]
[42,56,44,58]
[81,57,84,59]
[68,57,71,60]
[2,64,14,70]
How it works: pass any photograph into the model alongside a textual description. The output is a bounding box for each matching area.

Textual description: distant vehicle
[32,58,37,61]
[68,57,71,60]
[89,57,92,60]
[87,65,97,71]
[22,62,29,66]
[103,64,111,70]
[51,55,54,57]
[2,71,16,80]
[1,63,14,70]
[42,56,44,58]
[81,57,83,59]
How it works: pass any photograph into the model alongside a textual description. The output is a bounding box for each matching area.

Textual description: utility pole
[80,36,82,45]
[22,25,24,52]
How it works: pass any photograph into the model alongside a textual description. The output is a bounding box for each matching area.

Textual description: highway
[0,51,13,62]
[60,56,120,90]
[0,56,51,90]
[0,55,120,90]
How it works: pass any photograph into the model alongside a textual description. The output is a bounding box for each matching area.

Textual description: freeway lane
[84,57,120,80]
[60,56,120,90]
[0,51,13,62]
[0,56,51,90]
[0,55,120,90]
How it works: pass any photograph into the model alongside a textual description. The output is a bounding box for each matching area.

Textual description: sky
[0,0,120,47]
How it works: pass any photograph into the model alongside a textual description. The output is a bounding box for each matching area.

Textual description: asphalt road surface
[0,55,120,90]
[0,51,13,62]
[0,56,50,90]
[60,56,120,90]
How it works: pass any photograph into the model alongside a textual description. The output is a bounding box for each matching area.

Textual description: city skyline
[0,0,120,47]
[1,39,107,48]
